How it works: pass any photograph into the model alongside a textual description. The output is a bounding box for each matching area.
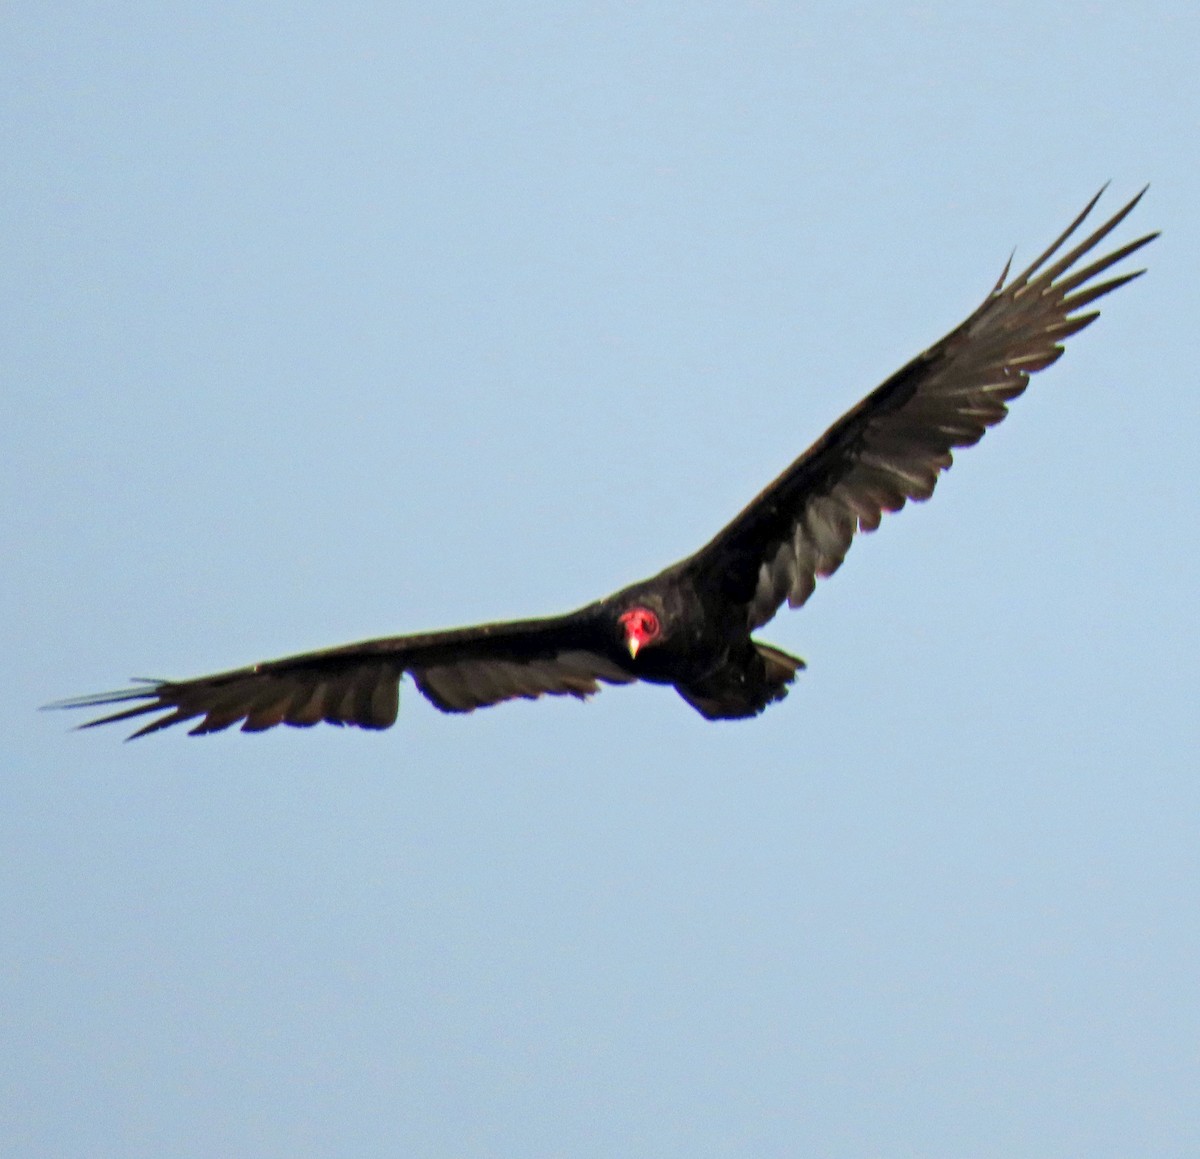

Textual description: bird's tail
[753,640,806,690]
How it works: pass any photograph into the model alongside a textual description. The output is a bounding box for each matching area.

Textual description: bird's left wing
[47,614,633,738]
[683,187,1156,629]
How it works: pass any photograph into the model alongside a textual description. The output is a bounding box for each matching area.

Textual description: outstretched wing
[47,613,633,738]
[684,187,1157,628]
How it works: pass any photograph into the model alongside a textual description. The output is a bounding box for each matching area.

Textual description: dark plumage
[49,188,1156,738]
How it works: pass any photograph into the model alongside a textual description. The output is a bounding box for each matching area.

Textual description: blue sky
[5,3,1199,1156]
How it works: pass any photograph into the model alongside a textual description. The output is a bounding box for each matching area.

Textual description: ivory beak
[626,637,640,659]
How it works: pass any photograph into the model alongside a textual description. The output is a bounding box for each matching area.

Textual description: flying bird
[51,188,1155,739]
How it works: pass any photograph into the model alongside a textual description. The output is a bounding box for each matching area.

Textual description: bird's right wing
[47,613,633,738]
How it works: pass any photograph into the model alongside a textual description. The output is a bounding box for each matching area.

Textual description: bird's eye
[642,611,660,637]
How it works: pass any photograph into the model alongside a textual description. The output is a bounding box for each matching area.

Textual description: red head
[618,606,661,659]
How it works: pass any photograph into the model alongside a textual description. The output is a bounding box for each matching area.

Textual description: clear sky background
[4,3,1198,1156]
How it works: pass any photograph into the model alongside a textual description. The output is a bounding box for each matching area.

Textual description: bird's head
[617,606,662,660]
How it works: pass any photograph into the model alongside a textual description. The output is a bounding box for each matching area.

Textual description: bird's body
[51,188,1156,738]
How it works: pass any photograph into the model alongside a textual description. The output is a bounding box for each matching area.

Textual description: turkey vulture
[50,188,1155,738]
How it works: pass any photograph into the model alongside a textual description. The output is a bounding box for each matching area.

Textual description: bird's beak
[626,636,640,659]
